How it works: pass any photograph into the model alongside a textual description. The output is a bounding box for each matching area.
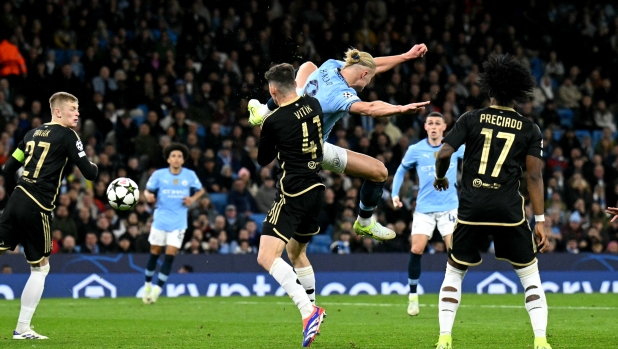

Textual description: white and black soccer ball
[107,177,139,211]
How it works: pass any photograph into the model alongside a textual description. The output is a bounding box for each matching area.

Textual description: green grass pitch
[1,294,617,348]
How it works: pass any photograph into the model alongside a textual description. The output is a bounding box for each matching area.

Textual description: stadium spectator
[80,232,100,254]
[0,0,616,256]
[51,205,78,242]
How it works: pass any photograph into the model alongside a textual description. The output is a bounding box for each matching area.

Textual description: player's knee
[411,244,425,254]
[370,163,388,182]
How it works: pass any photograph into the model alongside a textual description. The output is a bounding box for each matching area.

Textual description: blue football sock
[359,180,385,219]
[408,252,422,293]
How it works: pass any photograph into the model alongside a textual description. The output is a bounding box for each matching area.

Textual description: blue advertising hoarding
[1,253,617,300]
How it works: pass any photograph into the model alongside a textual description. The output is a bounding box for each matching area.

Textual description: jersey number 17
[478,128,515,177]
[301,116,323,159]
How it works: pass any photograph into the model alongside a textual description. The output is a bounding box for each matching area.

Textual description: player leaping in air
[433,54,551,349]
[249,45,429,242]
[391,112,464,316]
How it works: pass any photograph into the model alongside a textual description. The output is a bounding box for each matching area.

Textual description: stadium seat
[249,213,267,232]
[137,104,149,118]
[210,193,228,215]
[220,125,232,137]
[323,225,334,237]
[592,130,603,147]
[553,130,563,142]
[307,234,332,254]
[574,130,591,144]
[557,109,574,128]
[197,124,206,138]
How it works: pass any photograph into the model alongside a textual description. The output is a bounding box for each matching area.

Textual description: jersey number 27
[23,141,51,178]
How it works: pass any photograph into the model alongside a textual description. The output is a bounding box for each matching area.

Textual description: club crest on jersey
[308,161,321,170]
[342,91,355,99]
[173,179,178,185]
[76,140,83,151]
[305,79,318,97]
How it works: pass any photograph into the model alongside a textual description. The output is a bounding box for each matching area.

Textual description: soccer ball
[107,177,139,210]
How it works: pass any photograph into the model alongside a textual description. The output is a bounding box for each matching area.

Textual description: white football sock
[516,261,548,338]
[356,215,373,227]
[270,258,313,318]
[438,263,466,335]
[295,266,316,303]
[16,264,50,333]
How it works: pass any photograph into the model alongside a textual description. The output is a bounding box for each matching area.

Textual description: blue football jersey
[146,168,202,231]
[302,59,361,139]
[392,139,465,213]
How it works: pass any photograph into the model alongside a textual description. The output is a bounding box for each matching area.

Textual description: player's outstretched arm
[374,44,428,74]
[350,100,429,118]
[526,155,548,252]
[434,143,455,191]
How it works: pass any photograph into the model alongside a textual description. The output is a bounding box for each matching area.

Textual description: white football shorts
[148,227,186,249]
[322,142,348,173]
[411,209,458,238]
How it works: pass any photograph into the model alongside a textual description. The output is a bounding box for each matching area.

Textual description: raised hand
[403,44,428,60]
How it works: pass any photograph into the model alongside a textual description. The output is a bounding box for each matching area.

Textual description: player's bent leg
[287,239,316,304]
[408,234,430,316]
[514,261,550,349]
[343,149,388,182]
[260,235,324,347]
[14,257,49,340]
[248,61,318,125]
[341,149,394,241]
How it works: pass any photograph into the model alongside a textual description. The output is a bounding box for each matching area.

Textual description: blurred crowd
[0,0,617,256]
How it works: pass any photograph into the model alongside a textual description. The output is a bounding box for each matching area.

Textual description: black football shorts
[262,187,324,244]
[0,188,53,263]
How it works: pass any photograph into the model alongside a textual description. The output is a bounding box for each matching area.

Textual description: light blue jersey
[302,59,361,139]
[392,139,465,213]
[146,168,202,231]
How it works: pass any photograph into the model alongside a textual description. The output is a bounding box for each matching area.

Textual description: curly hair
[478,54,535,104]
[163,143,189,161]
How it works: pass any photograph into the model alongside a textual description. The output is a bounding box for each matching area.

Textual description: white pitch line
[233,301,618,311]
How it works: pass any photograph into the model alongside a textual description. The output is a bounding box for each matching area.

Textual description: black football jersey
[258,95,325,196]
[443,106,543,225]
[14,122,97,210]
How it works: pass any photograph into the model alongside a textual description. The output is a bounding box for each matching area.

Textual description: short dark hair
[164,143,189,161]
[479,54,535,104]
[425,112,445,121]
[265,63,295,93]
